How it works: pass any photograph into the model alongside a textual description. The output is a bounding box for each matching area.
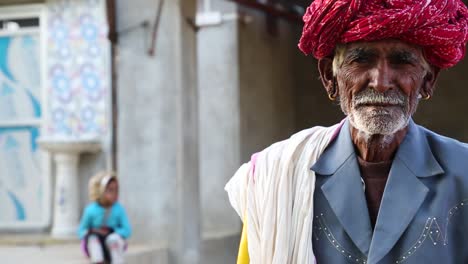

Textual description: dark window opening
[0,17,39,30]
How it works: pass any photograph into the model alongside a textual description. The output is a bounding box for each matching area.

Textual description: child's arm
[115,204,132,239]
[77,206,92,239]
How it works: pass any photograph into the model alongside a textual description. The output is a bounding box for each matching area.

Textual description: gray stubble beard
[340,88,419,137]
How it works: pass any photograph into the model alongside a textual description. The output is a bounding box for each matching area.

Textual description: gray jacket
[311,119,468,264]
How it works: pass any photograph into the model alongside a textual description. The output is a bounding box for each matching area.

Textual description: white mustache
[353,89,406,107]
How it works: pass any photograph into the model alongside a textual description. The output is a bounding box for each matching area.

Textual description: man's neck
[350,125,408,162]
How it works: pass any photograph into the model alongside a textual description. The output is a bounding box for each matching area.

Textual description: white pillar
[38,139,101,238]
[52,152,80,237]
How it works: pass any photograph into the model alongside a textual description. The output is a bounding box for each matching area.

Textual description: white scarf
[225,124,340,264]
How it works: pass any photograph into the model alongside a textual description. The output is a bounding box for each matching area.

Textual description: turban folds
[298,0,468,68]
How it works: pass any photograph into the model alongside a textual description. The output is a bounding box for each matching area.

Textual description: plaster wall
[236,8,344,159]
[116,0,243,246]
[238,9,297,161]
[115,0,468,247]
[197,1,242,236]
[116,0,179,242]
[115,0,317,245]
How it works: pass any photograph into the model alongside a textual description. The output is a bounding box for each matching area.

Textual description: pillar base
[38,138,101,239]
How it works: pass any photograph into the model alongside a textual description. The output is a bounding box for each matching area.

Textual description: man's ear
[421,65,440,98]
[318,57,336,96]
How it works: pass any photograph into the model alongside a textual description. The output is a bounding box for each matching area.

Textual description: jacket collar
[311,119,373,255]
[311,119,444,178]
[393,119,444,178]
[311,119,355,176]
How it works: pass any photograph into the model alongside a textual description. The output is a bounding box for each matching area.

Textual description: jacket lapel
[312,120,373,255]
[367,120,444,264]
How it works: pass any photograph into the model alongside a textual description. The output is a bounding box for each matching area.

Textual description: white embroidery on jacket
[443,198,468,245]
[397,197,468,263]
[396,217,437,263]
[313,199,468,263]
[314,213,368,264]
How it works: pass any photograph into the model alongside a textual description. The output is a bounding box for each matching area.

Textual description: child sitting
[78,171,131,264]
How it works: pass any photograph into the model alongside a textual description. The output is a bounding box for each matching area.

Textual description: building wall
[116,0,317,245]
[0,0,111,230]
[117,0,468,247]
[414,59,468,142]
[45,0,112,216]
[197,1,242,236]
[238,9,297,161]
[0,5,47,228]
[47,0,111,140]
[291,29,344,131]
[116,0,180,242]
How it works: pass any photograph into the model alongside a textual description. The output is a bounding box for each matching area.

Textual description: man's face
[335,40,431,135]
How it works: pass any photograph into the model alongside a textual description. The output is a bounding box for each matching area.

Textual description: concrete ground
[0,233,239,264]
[0,244,168,264]
[0,234,168,264]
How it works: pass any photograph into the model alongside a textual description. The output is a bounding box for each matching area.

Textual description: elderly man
[226,0,468,263]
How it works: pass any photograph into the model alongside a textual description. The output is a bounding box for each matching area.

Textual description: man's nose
[368,62,395,93]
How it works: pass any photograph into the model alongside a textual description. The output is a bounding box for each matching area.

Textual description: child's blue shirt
[77,201,132,239]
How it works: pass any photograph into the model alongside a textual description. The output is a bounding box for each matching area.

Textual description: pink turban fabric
[298,0,468,68]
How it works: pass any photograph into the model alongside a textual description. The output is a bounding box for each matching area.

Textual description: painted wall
[0,33,44,225]
[0,0,111,230]
[45,0,111,227]
[46,0,110,139]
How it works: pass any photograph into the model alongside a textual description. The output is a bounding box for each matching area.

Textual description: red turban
[298,0,468,68]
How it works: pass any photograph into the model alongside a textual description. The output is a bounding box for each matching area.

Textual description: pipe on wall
[106,0,118,171]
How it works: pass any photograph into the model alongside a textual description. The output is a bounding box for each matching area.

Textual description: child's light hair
[88,171,117,201]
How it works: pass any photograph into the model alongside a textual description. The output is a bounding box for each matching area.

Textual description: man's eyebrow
[345,47,377,60]
[388,50,419,62]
